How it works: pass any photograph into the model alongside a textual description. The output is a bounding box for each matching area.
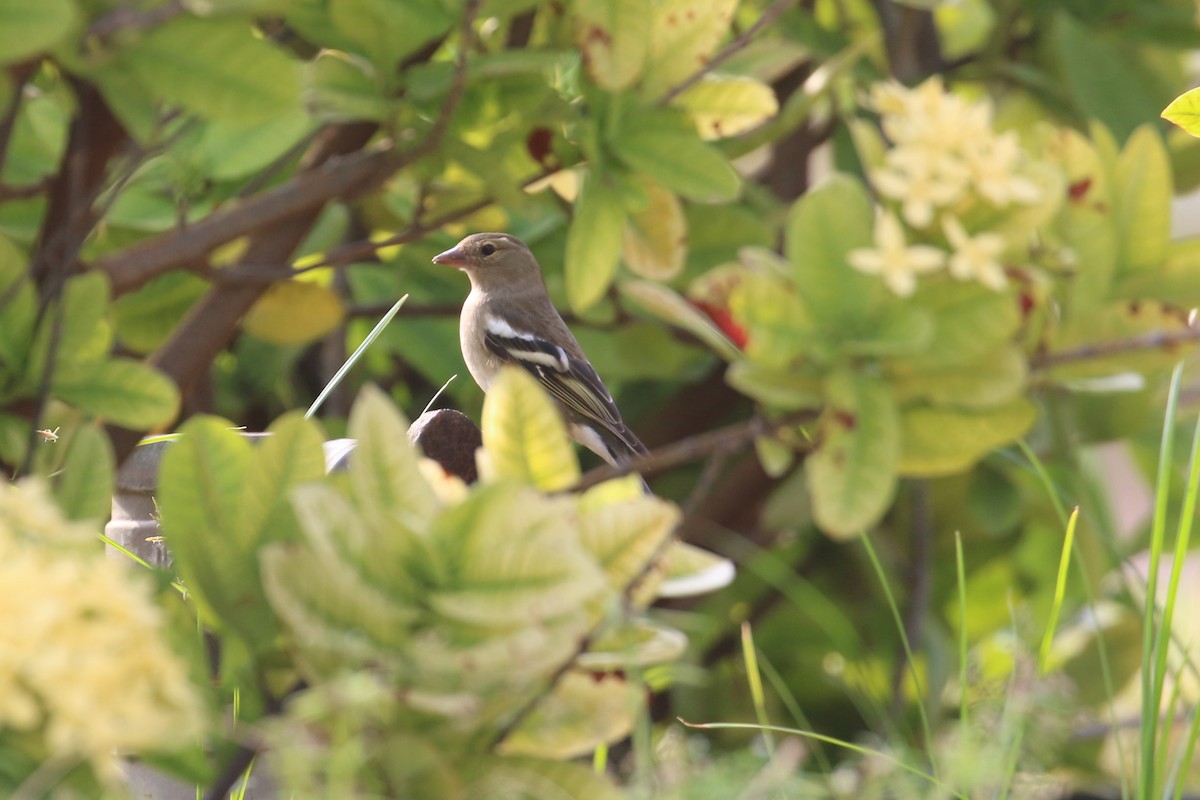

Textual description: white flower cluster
[849,78,1042,296]
[0,481,204,786]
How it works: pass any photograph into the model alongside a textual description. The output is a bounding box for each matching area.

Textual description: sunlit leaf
[1113,124,1172,274]
[242,279,345,346]
[890,345,1027,408]
[621,179,687,280]
[574,0,648,91]
[480,366,580,492]
[50,425,114,522]
[674,75,779,140]
[640,0,738,99]
[806,371,899,538]
[576,480,679,594]
[619,280,742,361]
[901,280,1020,368]
[498,670,643,759]
[467,755,626,800]
[898,397,1036,477]
[239,412,327,551]
[1163,87,1200,137]
[658,541,736,597]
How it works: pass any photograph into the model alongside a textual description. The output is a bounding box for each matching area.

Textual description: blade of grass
[1141,363,1185,799]
[861,533,936,771]
[422,373,458,416]
[1037,507,1079,675]
[755,650,834,776]
[678,720,968,799]
[954,532,968,731]
[741,622,774,758]
[306,294,408,419]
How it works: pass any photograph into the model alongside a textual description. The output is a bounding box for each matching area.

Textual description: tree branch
[657,0,798,105]
[577,410,815,490]
[1030,325,1200,370]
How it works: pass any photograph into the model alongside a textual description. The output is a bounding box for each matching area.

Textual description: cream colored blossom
[874,145,970,228]
[0,480,205,784]
[848,212,945,296]
[963,131,1042,206]
[943,216,1008,290]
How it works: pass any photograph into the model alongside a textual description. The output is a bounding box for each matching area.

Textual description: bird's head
[432,233,541,290]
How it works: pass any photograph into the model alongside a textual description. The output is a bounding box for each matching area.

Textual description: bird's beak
[432,245,469,269]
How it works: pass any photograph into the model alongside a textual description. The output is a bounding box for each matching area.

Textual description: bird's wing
[481,320,647,459]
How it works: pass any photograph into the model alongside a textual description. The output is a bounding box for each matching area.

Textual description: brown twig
[87,0,187,42]
[1030,326,1200,370]
[658,0,798,105]
[577,410,815,490]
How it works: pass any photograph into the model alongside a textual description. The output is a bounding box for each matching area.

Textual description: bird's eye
[481,243,496,256]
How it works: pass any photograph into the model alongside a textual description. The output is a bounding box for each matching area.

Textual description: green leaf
[574,0,648,91]
[610,108,740,201]
[242,280,346,346]
[726,360,822,411]
[329,0,457,74]
[497,671,643,760]
[28,271,111,390]
[156,417,272,639]
[193,109,314,181]
[576,481,679,595]
[565,173,627,313]
[122,17,301,124]
[0,233,34,374]
[729,271,813,368]
[480,367,580,492]
[429,484,606,628]
[1163,87,1200,138]
[900,280,1020,369]
[1115,236,1200,307]
[785,174,880,327]
[0,0,78,66]
[240,412,327,551]
[640,0,738,99]
[55,359,179,429]
[1053,12,1168,142]
[618,280,742,361]
[467,756,626,800]
[898,397,1036,477]
[674,75,779,140]
[806,371,899,539]
[838,305,933,358]
[890,345,1027,408]
[1112,124,1172,274]
[50,425,115,522]
[304,50,392,123]
[348,384,441,532]
[112,272,209,355]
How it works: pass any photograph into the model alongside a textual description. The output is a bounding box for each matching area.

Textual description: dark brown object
[407,409,482,484]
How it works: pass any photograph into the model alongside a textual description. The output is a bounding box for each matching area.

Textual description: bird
[432,232,649,470]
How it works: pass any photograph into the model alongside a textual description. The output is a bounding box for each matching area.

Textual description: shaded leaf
[1112,124,1171,274]
[807,371,899,538]
[123,17,301,124]
[890,345,1027,408]
[0,233,34,373]
[466,756,625,800]
[51,425,114,522]
[619,279,742,361]
[565,173,627,312]
[610,108,740,201]
[0,0,78,66]
[304,50,392,123]
[55,359,179,429]
[330,0,457,74]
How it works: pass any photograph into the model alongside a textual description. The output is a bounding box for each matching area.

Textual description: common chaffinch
[432,232,649,469]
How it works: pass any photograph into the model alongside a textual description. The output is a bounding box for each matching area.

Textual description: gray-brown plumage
[432,232,648,468]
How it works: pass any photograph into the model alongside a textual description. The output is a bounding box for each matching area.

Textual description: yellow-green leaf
[575,0,648,91]
[329,0,457,74]
[242,279,345,345]
[0,233,34,371]
[1163,87,1200,138]
[674,75,778,140]
[480,367,580,491]
[576,481,679,593]
[51,425,115,523]
[304,50,392,123]
[610,109,741,201]
[898,398,1036,477]
[658,540,735,597]
[807,371,899,539]
[565,173,627,313]
[1113,124,1172,273]
[641,0,738,99]
[621,179,686,280]
[890,345,1027,408]
[0,0,77,66]
[498,670,643,759]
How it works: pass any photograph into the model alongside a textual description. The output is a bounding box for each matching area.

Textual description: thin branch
[658,0,798,104]
[87,0,187,42]
[1031,326,1200,370]
[0,179,51,202]
[577,410,815,490]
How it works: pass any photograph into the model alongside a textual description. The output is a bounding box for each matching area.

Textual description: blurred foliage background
[5,0,1200,796]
